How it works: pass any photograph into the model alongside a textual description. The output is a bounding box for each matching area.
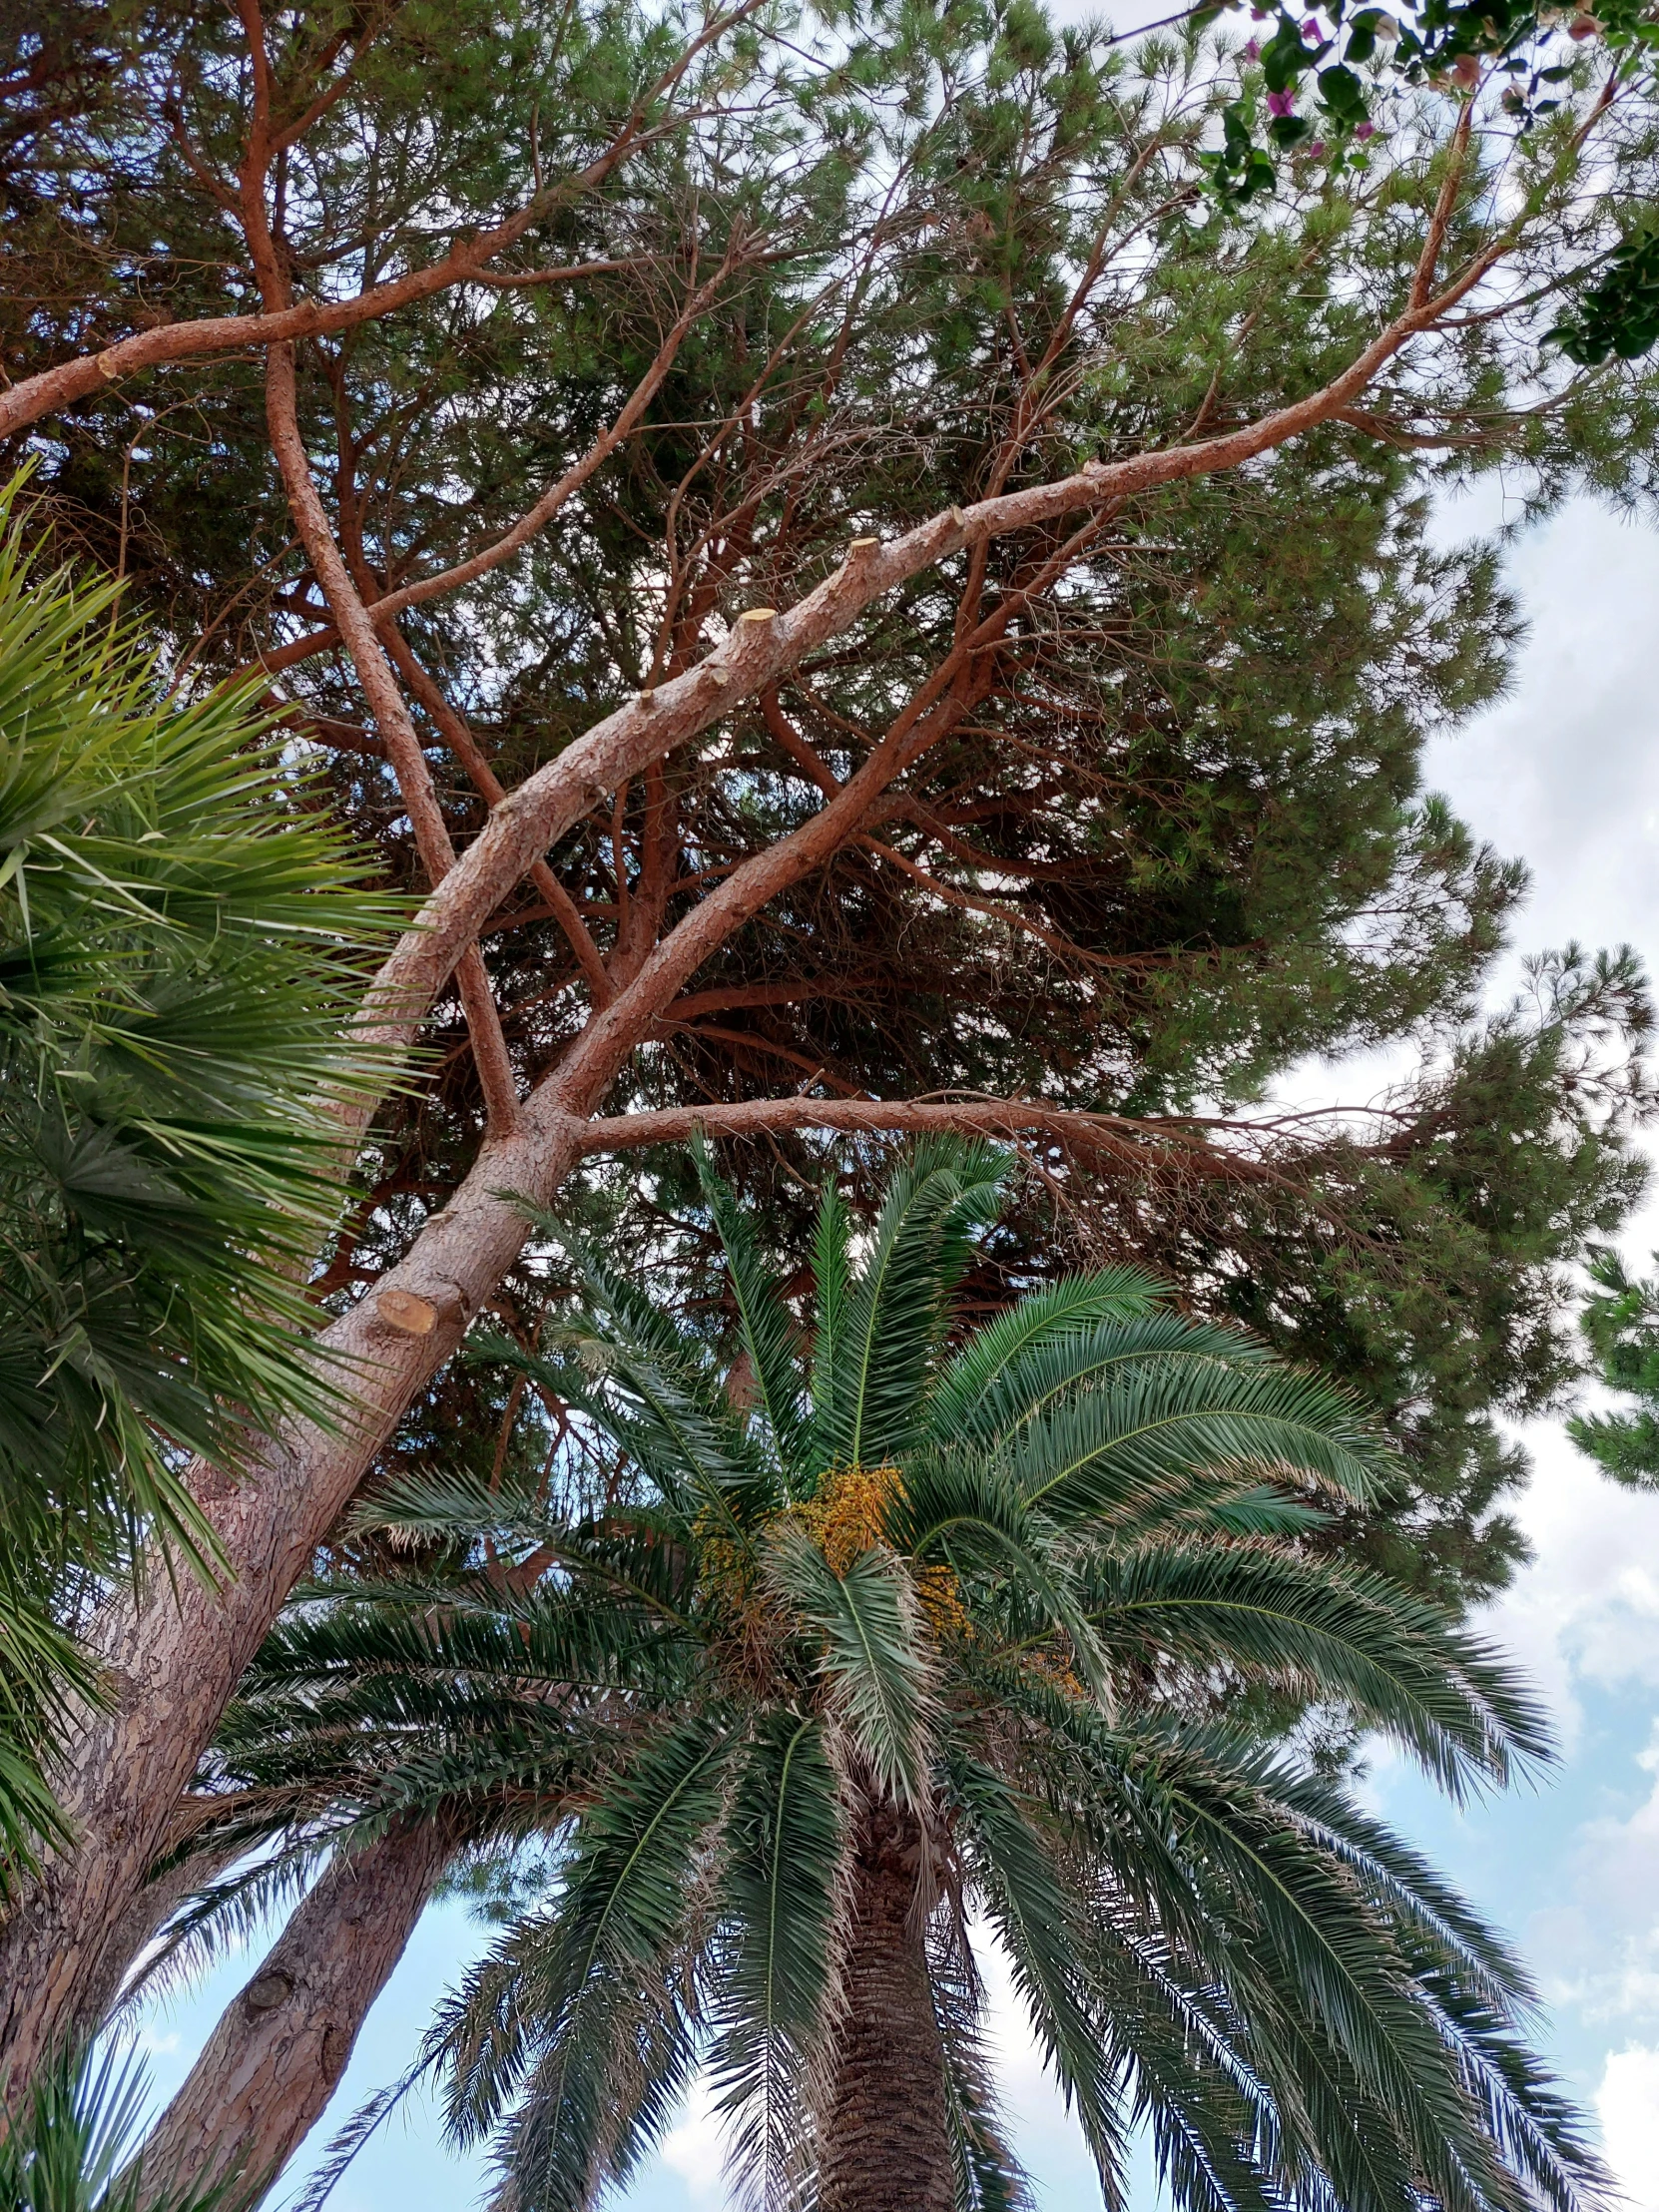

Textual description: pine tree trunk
[78,1839,242,2035]
[134,1818,453,2206]
[817,1804,953,2212]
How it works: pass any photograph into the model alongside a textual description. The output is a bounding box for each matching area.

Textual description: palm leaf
[0,2038,250,2212]
[819,1137,1006,1471]
[808,1177,853,1471]
[924,1272,1173,1443]
[1079,1541,1550,1796]
[479,1312,766,1537]
[765,1525,934,1809]
[948,1755,1131,2210]
[929,1922,1032,2212]
[1008,1357,1387,1527]
[436,1716,734,2211]
[709,1714,847,2206]
[694,1137,812,1482]
[1145,1749,1540,2212]
[892,1449,1115,1700]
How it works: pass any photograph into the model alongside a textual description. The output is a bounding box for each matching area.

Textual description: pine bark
[77,1839,242,2035]
[135,1819,453,2205]
[817,1805,953,2212]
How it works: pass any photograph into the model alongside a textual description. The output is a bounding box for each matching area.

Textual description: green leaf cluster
[1550,223,1659,363]
[0,474,402,1883]
[1206,0,1659,237]
[1566,1245,1659,1489]
[0,2041,247,2212]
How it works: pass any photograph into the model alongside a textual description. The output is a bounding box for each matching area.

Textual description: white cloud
[1597,2046,1659,2210]
[1473,1424,1659,1749]
[1421,500,1659,969]
[658,2079,731,2207]
[1522,1725,1659,2031]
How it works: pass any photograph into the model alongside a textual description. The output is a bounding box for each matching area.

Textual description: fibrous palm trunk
[817,1804,954,2212]
[135,1818,453,2206]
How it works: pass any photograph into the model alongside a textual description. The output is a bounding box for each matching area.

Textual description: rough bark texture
[818,1805,954,2212]
[135,1819,453,2205]
[75,1838,242,2038]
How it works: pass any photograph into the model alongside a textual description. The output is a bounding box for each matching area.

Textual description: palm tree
[0,2039,242,2212]
[0,472,396,1880]
[207,1139,1601,2212]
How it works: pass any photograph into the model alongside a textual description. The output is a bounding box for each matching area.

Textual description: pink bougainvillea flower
[1267,88,1296,114]
[1244,37,1261,57]
[1354,118,1377,138]
[1309,139,1327,155]
[1302,15,1322,36]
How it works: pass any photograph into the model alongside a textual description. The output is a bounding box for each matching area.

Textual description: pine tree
[4,0,1659,2084]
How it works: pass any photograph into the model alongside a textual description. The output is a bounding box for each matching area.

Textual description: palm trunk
[134,1818,453,2206]
[818,1804,953,2212]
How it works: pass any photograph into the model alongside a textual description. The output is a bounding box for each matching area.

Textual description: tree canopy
[7,0,1655,1608]
[5,0,1659,2090]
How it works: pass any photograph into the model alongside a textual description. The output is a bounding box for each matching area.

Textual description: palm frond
[694,1137,812,1482]
[1079,1543,1550,1796]
[0,2039,250,2212]
[765,1526,934,1809]
[808,1178,853,1472]
[924,1272,1173,1444]
[1007,1357,1387,1528]
[0,471,401,1867]
[709,1715,847,2207]
[481,1297,770,1537]
[487,1958,702,2212]
[929,1923,1032,2212]
[949,1755,1131,2209]
[1144,1747,1547,2212]
[892,1449,1114,1701]
[437,1717,734,2192]
[819,1138,1006,1472]
[1087,1923,1290,2212]
[287,2052,437,2212]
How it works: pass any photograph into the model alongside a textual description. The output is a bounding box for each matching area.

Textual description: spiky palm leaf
[0,472,400,1883]
[0,2041,246,2212]
[223,1140,1599,2212]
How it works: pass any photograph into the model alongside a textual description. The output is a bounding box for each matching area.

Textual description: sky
[125,500,1659,2208]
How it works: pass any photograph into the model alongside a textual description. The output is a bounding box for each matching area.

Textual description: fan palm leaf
[0,472,399,1882]
[0,2040,246,2212]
